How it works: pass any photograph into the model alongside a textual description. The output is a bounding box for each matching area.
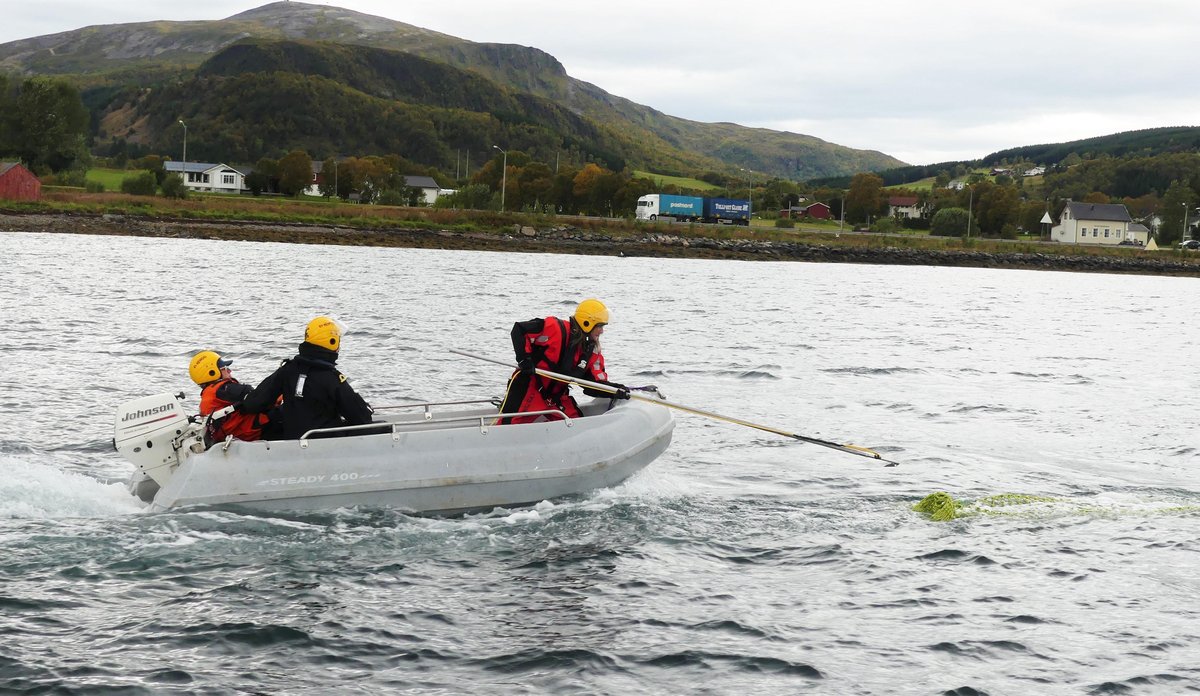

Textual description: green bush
[376,189,407,206]
[931,207,970,237]
[870,217,900,234]
[120,170,157,196]
[85,180,106,193]
[774,217,795,228]
[160,174,188,199]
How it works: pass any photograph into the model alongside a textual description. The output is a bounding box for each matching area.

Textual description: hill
[0,1,904,180]
[982,127,1200,166]
[100,40,645,171]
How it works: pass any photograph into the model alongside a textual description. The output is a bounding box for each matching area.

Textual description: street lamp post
[493,145,507,211]
[740,167,753,222]
[178,120,187,186]
[966,186,974,240]
[1182,202,1189,245]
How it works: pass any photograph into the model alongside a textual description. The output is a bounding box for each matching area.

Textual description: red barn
[0,162,41,201]
[799,202,831,219]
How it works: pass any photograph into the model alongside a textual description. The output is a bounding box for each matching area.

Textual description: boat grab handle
[298,409,572,446]
[371,398,502,419]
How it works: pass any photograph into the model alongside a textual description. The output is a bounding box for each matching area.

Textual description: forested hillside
[0,1,904,180]
[983,127,1200,166]
[94,40,724,175]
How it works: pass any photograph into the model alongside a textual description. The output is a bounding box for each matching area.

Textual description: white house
[1023,166,1046,177]
[164,162,246,194]
[1050,201,1133,245]
[1126,222,1151,245]
[403,175,441,205]
[887,196,922,220]
[946,180,967,191]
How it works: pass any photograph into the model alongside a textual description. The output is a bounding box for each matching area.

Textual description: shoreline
[5,211,1200,277]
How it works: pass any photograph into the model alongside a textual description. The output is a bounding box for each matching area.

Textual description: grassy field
[632,170,720,192]
[86,168,130,191]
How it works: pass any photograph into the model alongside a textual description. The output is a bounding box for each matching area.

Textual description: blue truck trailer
[635,194,750,225]
[704,198,750,224]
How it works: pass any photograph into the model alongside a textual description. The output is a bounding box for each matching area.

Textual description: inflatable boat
[113,393,674,514]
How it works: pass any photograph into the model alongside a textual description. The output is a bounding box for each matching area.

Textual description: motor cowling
[114,393,195,487]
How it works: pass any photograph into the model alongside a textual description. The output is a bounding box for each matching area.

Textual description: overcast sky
[4,1,1199,166]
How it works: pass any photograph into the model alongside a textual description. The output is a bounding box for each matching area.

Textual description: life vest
[523,317,607,401]
[200,378,266,442]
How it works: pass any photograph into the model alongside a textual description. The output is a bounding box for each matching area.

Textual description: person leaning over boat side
[241,316,375,440]
[498,298,630,425]
[188,350,269,443]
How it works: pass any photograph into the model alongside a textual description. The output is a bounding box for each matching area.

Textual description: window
[1081,227,1087,236]
[1104,229,1110,237]
[1093,229,1098,237]
[222,174,235,185]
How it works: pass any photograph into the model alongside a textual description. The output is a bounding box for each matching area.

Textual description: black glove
[611,383,631,400]
[517,358,535,377]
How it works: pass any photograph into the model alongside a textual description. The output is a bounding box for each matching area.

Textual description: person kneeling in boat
[241,316,375,440]
[189,350,270,444]
[498,298,631,425]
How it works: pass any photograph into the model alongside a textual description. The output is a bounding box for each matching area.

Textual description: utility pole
[493,145,507,211]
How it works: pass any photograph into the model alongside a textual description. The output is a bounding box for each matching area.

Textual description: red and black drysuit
[498,316,628,425]
[199,377,268,443]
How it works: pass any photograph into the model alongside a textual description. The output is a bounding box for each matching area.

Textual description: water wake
[0,455,142,519]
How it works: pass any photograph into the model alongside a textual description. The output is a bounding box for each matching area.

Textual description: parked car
[1179,239,1200,250]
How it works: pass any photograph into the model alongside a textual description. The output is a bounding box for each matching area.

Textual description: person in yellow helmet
[498,299,630,425]
[241,316,374,439]
[188,350,269,443]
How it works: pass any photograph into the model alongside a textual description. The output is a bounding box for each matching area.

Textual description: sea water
[1,230,1198,694]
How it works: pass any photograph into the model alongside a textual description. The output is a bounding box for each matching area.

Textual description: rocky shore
[5,211,1200,277]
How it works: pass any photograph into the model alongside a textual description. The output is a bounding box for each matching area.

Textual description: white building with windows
[1050,202,1132,245]
[164,162,247,194]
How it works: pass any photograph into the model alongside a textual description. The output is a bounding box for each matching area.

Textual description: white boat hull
[129,398,673,514]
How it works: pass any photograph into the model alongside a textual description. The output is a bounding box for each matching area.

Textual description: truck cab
[635,194,661,222]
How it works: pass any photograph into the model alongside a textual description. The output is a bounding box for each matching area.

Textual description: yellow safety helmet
[574,298,609,333]
[189,350,230,385]
[305,316,341,351]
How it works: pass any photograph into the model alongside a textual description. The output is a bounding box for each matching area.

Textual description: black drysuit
[242,343,374,440]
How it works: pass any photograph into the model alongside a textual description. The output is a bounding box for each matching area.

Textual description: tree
[931,207,970,237]
[251,157,280,195]
[277,150,314,197]
[433,183,492,210]
[972,182,1021,237]
[8,77,89,173]
[845,173,884,224]
[1160,179,1194,245]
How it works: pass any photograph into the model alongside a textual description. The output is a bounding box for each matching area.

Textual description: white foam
[0,456,144,519]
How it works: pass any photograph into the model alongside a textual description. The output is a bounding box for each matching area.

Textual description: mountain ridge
[0,2,905,180]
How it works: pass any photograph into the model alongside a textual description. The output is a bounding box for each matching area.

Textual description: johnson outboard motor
[113,393,203,499]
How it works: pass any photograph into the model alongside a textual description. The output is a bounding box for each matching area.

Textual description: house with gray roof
[402,175,442,205]
[1050,202,1133,245]
[164,161,247,194]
